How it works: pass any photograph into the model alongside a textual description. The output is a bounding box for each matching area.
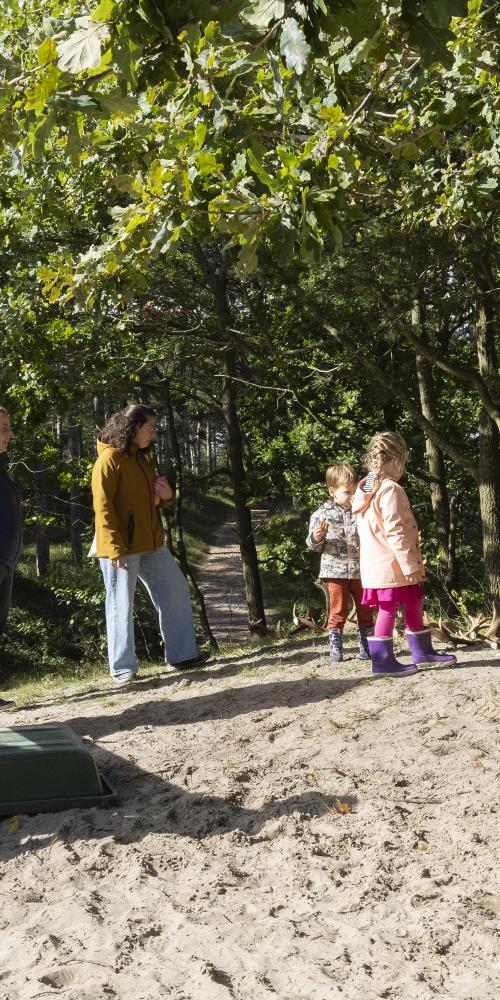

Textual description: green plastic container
[0,723,118,815]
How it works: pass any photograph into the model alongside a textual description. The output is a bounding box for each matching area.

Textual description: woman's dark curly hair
[99,404,157,455]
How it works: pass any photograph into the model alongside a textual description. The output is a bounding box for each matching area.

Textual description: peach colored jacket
[351,476,426,589]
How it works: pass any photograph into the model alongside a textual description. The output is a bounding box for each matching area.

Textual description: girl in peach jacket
[351,432,456,677]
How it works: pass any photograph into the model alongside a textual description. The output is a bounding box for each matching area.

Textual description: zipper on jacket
[344,507,353,576]
[127,511,135,546]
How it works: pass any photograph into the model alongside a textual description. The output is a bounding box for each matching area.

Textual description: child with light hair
[352,431,456,677]
[307,462,373,662]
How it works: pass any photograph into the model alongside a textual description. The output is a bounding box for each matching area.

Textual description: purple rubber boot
[368,637,417,677]
[406,629,457,666]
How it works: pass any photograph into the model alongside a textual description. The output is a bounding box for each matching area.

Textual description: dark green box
[0,724,118,815]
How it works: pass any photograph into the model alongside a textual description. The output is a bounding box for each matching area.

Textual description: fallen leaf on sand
[414,839,428,852]
[334,799,350,814]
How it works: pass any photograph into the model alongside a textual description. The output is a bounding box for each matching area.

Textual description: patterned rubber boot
[328,628,343,662]
[357,627,372,660]
[406,629,457,666]
[368,637,417,677]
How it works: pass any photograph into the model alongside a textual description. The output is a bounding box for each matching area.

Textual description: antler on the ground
[291,602,326,634]
[426,618,496,648]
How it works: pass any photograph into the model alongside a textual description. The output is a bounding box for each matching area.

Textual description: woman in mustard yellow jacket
[92,404,208,683]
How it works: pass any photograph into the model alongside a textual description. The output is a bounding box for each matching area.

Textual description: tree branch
[375,290,500,431]
[324,323,478,480]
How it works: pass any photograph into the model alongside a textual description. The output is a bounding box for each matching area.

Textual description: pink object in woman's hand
[154,475,171,505]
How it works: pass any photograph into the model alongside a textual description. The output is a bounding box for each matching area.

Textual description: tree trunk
[35,488,50,578]
[221,344,267,632]
[92,394,106,432]
[68,414,83,566]
[412,301,457,588]
[447,495,459,596]
[475,264,500,637]
[382,398,397,431]
[164,384,219,652]
[194,247,267,633]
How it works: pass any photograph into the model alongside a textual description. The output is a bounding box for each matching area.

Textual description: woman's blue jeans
[99,546,198,678]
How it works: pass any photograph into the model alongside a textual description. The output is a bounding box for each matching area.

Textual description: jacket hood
[352,475,400,516]
[96,438,140,457]
[352,477,381,516]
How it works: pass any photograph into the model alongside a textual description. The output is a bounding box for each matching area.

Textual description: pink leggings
[374,591,424,637]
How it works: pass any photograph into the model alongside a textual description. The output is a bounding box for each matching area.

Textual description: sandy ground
[0,632,499,1000]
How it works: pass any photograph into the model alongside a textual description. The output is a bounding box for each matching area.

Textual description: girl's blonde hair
[364,432,408,474]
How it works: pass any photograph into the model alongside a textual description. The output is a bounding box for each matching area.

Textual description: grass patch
[2,659,176,708]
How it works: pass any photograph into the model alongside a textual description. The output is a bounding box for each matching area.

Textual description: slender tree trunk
[68,414,83,566]
[242,429,254,472]
[206,419,212,471]
[412,301,457,588]
[31,443,51,577]
[448,495,459,594]
[195,420,202,474]
[211,427,218,469]
[92,394,105,432]
[221,345,266,632]
[195,248,267,632]
[164,384,219,651]
[382,398,397,430]
[35,490,50,577]
[474,263,500,637]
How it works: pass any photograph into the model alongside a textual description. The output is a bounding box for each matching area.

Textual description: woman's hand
[111,556,128,570]
[405,572,421,584]
[155,476,174,501]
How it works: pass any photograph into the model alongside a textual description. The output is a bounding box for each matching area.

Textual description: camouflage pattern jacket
[306,500,360,579]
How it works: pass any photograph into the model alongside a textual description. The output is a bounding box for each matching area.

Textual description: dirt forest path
[196,509,269,645]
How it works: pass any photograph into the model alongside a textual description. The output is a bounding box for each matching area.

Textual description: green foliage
[0,0,497,671]
[259,515,312,577]
[0,0,494,300]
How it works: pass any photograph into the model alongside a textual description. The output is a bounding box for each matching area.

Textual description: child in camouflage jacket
[306,462,373,662]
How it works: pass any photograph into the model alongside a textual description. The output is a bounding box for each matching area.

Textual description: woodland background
[0,0,498,683]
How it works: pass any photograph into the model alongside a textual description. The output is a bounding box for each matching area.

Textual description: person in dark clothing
[0,407,22,707]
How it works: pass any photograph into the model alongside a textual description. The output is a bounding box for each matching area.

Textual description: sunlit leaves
[0,0,495,303]
[279,18,310,75]
[241,0,284,27]
[56,17,109,74]
[91,0,116,23]
[25,65,60,116]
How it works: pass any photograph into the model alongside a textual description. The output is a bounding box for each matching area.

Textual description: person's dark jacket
[0,459,22,567]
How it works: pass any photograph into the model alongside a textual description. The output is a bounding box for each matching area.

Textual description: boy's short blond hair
[364,431,408,473]
[325,462,357,491]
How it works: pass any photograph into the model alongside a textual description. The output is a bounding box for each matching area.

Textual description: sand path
[195,510,269,645]
[0,635,499,1000]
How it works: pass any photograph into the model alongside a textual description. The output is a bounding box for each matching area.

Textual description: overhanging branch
[375,290,500,432]
[324,323,478,481]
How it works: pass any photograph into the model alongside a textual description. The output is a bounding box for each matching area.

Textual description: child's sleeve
[379,485,421,576]
[306,509,324,552]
